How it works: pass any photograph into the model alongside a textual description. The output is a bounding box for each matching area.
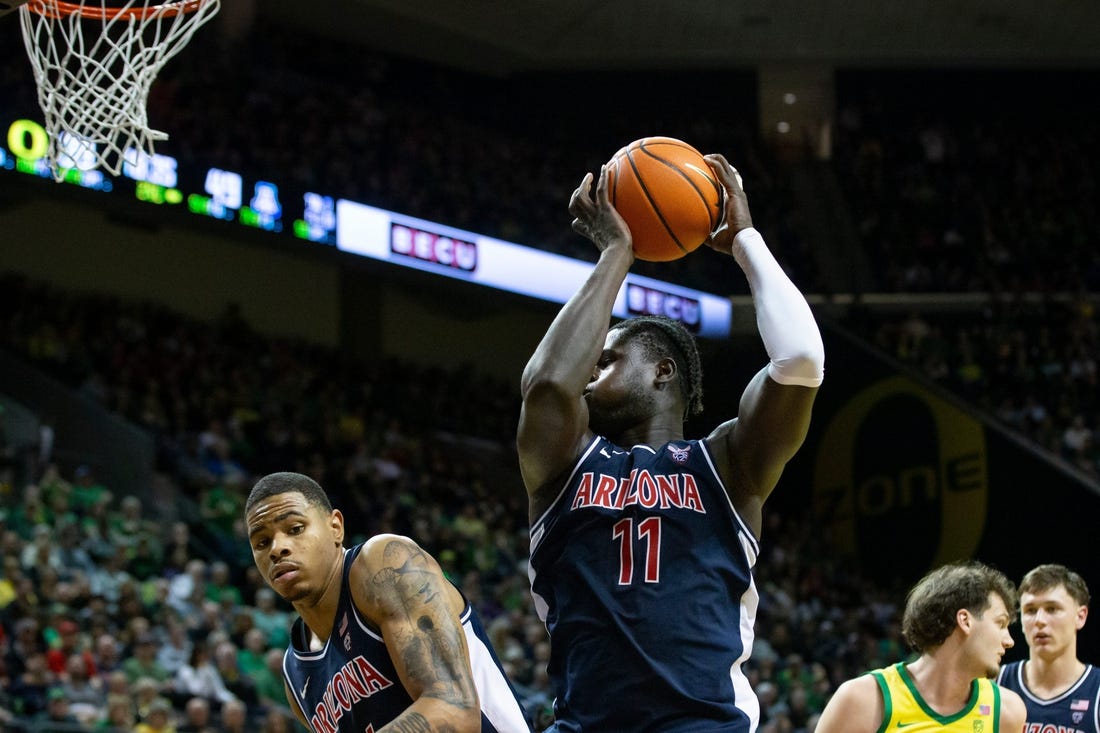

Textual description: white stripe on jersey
[463,623,531,732]
[730,571,761,732]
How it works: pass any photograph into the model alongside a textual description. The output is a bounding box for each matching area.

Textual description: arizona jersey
[282,544,529,733]
[528,436,761,732]
[998,661,1100,733]
[872,662,1003,732]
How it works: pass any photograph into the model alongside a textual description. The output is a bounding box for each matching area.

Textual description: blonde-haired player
[998,564,1099,733]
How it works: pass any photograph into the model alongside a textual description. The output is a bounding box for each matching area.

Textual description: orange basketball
[606,137,722,262]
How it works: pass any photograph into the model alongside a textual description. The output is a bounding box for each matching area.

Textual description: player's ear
[655,356,677,385]
[330,509,345,546]
[1076,604,1088,630]
[957,608,972,633]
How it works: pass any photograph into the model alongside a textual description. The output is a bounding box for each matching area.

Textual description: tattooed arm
[351,534,481,733]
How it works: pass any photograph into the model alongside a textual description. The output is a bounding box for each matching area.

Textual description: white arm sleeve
[732,227,825,387]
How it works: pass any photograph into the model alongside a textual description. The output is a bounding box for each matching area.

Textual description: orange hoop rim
[26,0,212,20]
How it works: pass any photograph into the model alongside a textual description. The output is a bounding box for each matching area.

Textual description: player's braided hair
[610,315,704,419]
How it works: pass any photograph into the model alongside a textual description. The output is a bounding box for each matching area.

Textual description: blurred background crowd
[1,7,1099,733]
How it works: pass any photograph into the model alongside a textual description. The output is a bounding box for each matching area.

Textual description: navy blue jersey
[999,661,1100,733]
[282,544,530,733]
[529,435,761,732]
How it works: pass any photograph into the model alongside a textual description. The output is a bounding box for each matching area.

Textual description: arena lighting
[337,200,731,337]
[1,115,731,338]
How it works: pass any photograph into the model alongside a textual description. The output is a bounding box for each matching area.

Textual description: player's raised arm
[517,165,634,517]
[351,535,481,733]
[702,154,824,531]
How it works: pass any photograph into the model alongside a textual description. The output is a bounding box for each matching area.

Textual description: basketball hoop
[19,0,221,181]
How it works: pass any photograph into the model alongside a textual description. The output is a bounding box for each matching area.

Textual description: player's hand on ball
[703,153,754,256]
[569,166,634,257]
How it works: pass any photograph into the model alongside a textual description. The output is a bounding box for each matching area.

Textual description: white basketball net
[19,0,221,181]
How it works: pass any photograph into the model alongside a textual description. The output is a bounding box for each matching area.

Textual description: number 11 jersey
[529,435,761,732]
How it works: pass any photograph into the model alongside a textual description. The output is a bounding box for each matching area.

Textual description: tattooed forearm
[378,709,460,733]
[367,539,478,710]
[395,617,477,708]
[379,711,431,732]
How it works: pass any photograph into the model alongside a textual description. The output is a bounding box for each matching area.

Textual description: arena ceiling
[267,0,1100,74]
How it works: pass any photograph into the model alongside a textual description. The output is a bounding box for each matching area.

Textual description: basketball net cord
[19,0,220,181]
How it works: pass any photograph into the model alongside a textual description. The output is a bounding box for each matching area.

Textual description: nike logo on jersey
[600,447,611,458]
[301,677,309,697]
[896,723,915,729]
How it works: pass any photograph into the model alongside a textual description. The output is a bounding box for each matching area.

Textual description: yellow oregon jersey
[871,662,1002,733]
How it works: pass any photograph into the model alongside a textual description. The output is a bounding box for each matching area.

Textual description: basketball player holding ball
[517,151,824,731]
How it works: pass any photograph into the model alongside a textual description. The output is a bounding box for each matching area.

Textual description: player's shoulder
[350,535,429,613]
[356,534,429,570]
[840,671,883,696]
[996,659,1021,685]
[705,417,739,442]
[827,672,882,711]
[817,674,884,733]
[997,684,1027,730]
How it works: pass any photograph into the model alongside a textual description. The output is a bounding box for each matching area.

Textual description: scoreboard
[2,115,731,338]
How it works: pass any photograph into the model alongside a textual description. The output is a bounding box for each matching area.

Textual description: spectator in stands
[88,544,134,605]
[249,648,289,714]
[236,628,268,680]
[9,649,56,718]
[248,588,290,649]
[58,520,100,580]
[20,523,61,577]
[123,632,172,686]
[71,464,109,513]
[177,696,215,733]
[59,651,106,723]
[8,483,51,539]
[205,560,243,608]
[175,641,237,706]
[163,521,198,577]
[134,696,177,733]
[5,617,45,681]
[212,640,258,710]
[130,533,167,582]
[168,559,208,617]
[34,687,81,730]
[100,693,137,731]
[0,553,20,613]
[259,708,295,733]
[45,618,92,677]
[219,698,248,733]
[134,675,165,720]
[157,615,194,677]
[112,494,158,549]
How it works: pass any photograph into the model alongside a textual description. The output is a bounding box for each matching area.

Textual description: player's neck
[1026,650,1085,695]
[905,655,978,713]
[293,555,345,643]
[614,420,684,448]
